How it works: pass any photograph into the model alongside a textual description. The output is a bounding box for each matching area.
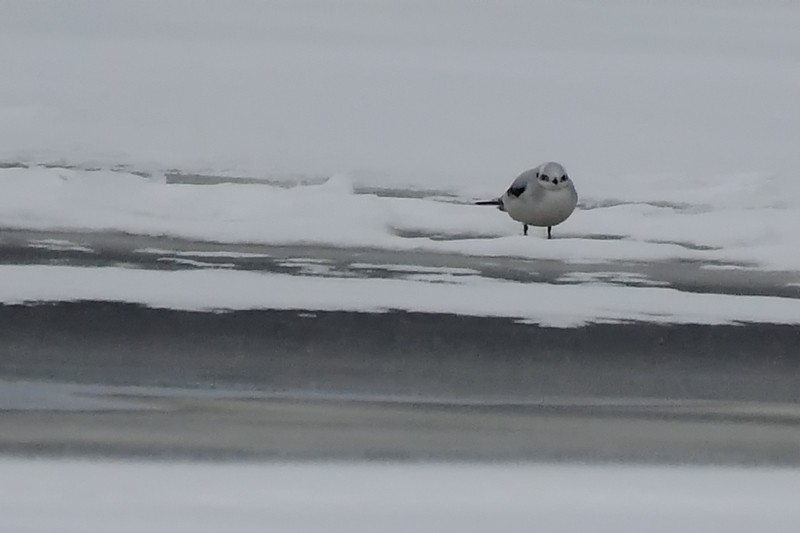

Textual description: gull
[476,161,578,239]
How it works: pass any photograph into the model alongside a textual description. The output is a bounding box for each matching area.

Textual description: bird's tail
[475,198,505,211]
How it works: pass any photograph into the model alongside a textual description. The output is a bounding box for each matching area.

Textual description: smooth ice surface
[2,167,799,270]
[3,265,800,327]
[0,380,158,411]
[2,459,799,533]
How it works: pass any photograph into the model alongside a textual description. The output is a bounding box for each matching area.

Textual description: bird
[476,161,577,239]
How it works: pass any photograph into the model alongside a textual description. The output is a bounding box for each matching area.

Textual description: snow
[350,263,482,275]
[1,166,799,270]
[158,257,236,269]
[135,248,272,259]
[1,0,799,291]
[556,272,669,287]
[2,264,800,327]
[2,459,799,533]
[27,239,95,253]
[1,2,800,270]
[2,6,798,522]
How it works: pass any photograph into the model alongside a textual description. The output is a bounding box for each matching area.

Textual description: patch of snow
[28,239,95,253]
[557,272,669,287]
[276,258,341,276]
[157,257,236,269]
[350,263,481,275]
[278,258,333,265]
[135,248,271,259]
[2,265,800,327]
[701,264,752,271]
[1,167,799,271]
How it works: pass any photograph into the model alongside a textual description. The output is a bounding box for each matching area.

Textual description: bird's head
[537,162,571,190]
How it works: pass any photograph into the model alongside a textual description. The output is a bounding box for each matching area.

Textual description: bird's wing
[505,169,538,198]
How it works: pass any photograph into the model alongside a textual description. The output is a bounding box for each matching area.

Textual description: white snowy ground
[2,459,799,533]
[3,264,800,328]
[2,6,800,519]
[1,166,799,269]
[2,165,800,327]
[1,1,799,324]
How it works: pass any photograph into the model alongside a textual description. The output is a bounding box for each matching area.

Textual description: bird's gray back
[505,169,539,198]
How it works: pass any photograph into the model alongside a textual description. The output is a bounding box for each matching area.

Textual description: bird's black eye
[561,175,568,181]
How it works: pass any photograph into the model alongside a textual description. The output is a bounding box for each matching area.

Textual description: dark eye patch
[561,175,568,181]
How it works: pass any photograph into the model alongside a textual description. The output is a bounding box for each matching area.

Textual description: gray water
[1,228,799,463]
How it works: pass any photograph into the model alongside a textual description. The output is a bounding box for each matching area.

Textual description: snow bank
[2,167,799,270]
[2,459,799,533]
[3,265,800,327]
[2,0,799,269]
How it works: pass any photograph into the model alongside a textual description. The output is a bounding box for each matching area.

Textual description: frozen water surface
[1,459,799,533]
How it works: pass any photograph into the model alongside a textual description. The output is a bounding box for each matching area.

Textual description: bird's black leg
[523,224,528,236]
[547,226,552,239]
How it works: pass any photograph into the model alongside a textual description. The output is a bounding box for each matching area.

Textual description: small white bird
[476,162,578,239]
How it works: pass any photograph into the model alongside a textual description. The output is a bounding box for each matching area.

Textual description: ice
[1,459,799,533]
[0,381,159,412]
[2,264,800,327]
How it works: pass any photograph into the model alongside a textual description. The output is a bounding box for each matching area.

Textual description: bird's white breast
[505,186,577,227]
